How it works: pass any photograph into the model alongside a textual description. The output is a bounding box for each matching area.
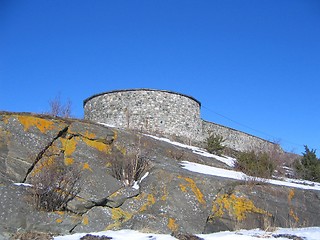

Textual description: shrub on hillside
[235,151,276,178]
[110,153,149,187]
[294,146,320,182]
[205,134,225,156]
[29,160,81,211]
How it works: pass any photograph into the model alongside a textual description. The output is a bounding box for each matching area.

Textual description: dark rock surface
[0,111,319,239]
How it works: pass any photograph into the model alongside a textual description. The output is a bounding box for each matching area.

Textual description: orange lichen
[83,162,93,172]
[139,194,156,212]
[17,115,55,133]
[56,218,63,223]
[179,184,187,192]
[161,186,168,201]
[288,189,299,222]
[212,193,271,222]
[178,176,206,205]
[60,137,77,156]
[105,208,133,230]
[167,218,178,232]
[3,116,9,124]
[288,189,295,203]
[64,157,74,166]
[82,138,111,153]
[83,131,96,139]
[31,156,55,176]
[113,130,118,141]
[82,216,89,225]
[289,209,299,222]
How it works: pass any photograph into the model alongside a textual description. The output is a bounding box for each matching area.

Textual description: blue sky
[1,0,319,154]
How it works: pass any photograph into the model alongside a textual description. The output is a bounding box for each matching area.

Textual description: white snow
[97,122,117,128]
[13,182,33,187]
[181,161,320,191]
[54,227,320,240]
[144,134,236,167]
[132,172,149,190]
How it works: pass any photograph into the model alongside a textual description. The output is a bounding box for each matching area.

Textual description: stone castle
[84,89,279,152]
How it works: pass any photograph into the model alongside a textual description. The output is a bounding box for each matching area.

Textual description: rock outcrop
[0,111,319,239]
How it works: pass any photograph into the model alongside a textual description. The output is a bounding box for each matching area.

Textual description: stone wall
[84,89,281,152]
[202,120,280,152]
[84,89,202,144]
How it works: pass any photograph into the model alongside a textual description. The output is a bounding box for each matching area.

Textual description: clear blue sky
[1,0,319,154]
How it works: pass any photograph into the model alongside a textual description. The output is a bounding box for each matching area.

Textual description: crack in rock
[22,125,69,182]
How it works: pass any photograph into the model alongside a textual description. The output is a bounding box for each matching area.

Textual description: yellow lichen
[288,189,299,222]
[83,162,93,172]
[17,115,55,133]
[83,131,96,139]
[178,176,206,205]
[82,138,111,153]
[60,137,78,156]
[113,130,118,141]
[179,184,187,192]
[167,218,178,232]
[82,216,89,225]
[3,116,9,124]
[289,209,299,222]
[212,193,271,222]
[64,157,74,166]
[105,208,133,230]
[161,186,168,201]
[139,194,156,212]
[56,211,65,215]
[31,156,55,176]
[288,189,295,203]
[56,218,63,223]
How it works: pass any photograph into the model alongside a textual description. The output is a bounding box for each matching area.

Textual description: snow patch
[54,227,320,240]
[144,134,235,167]
[181,161,320,191]
[13,183,33,187]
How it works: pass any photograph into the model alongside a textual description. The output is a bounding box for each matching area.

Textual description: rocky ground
[1,112,320,240]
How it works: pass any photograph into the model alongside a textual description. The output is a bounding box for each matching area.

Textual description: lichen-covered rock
[1,111,320,237]
[0,112,68,182]
[73,206,114,233]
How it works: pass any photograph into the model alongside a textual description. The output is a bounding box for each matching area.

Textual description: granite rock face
[0,111,319,239]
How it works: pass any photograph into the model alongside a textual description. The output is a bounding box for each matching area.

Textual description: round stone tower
[83,89,202,143]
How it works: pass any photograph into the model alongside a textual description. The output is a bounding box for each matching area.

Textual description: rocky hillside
[0,112,320,239]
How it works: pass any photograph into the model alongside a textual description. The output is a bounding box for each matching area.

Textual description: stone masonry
[84,89,280,152]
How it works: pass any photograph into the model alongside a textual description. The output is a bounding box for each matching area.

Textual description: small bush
[29,160,81,211]
[236,151,276,178]
[205,134,225,155]
[110,153,149,187]
[294,146,320,182]
[10,232,53,240]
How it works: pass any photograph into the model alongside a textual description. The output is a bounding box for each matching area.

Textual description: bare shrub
[242,175,268,186]
[80,234,112,240]
[205,134,225,156]
[29,160,81,211]
[171,232,204,240]
[10,232,53,240]
[47,94,72,118]
[168,148,185,160]
[110,152,149,187]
